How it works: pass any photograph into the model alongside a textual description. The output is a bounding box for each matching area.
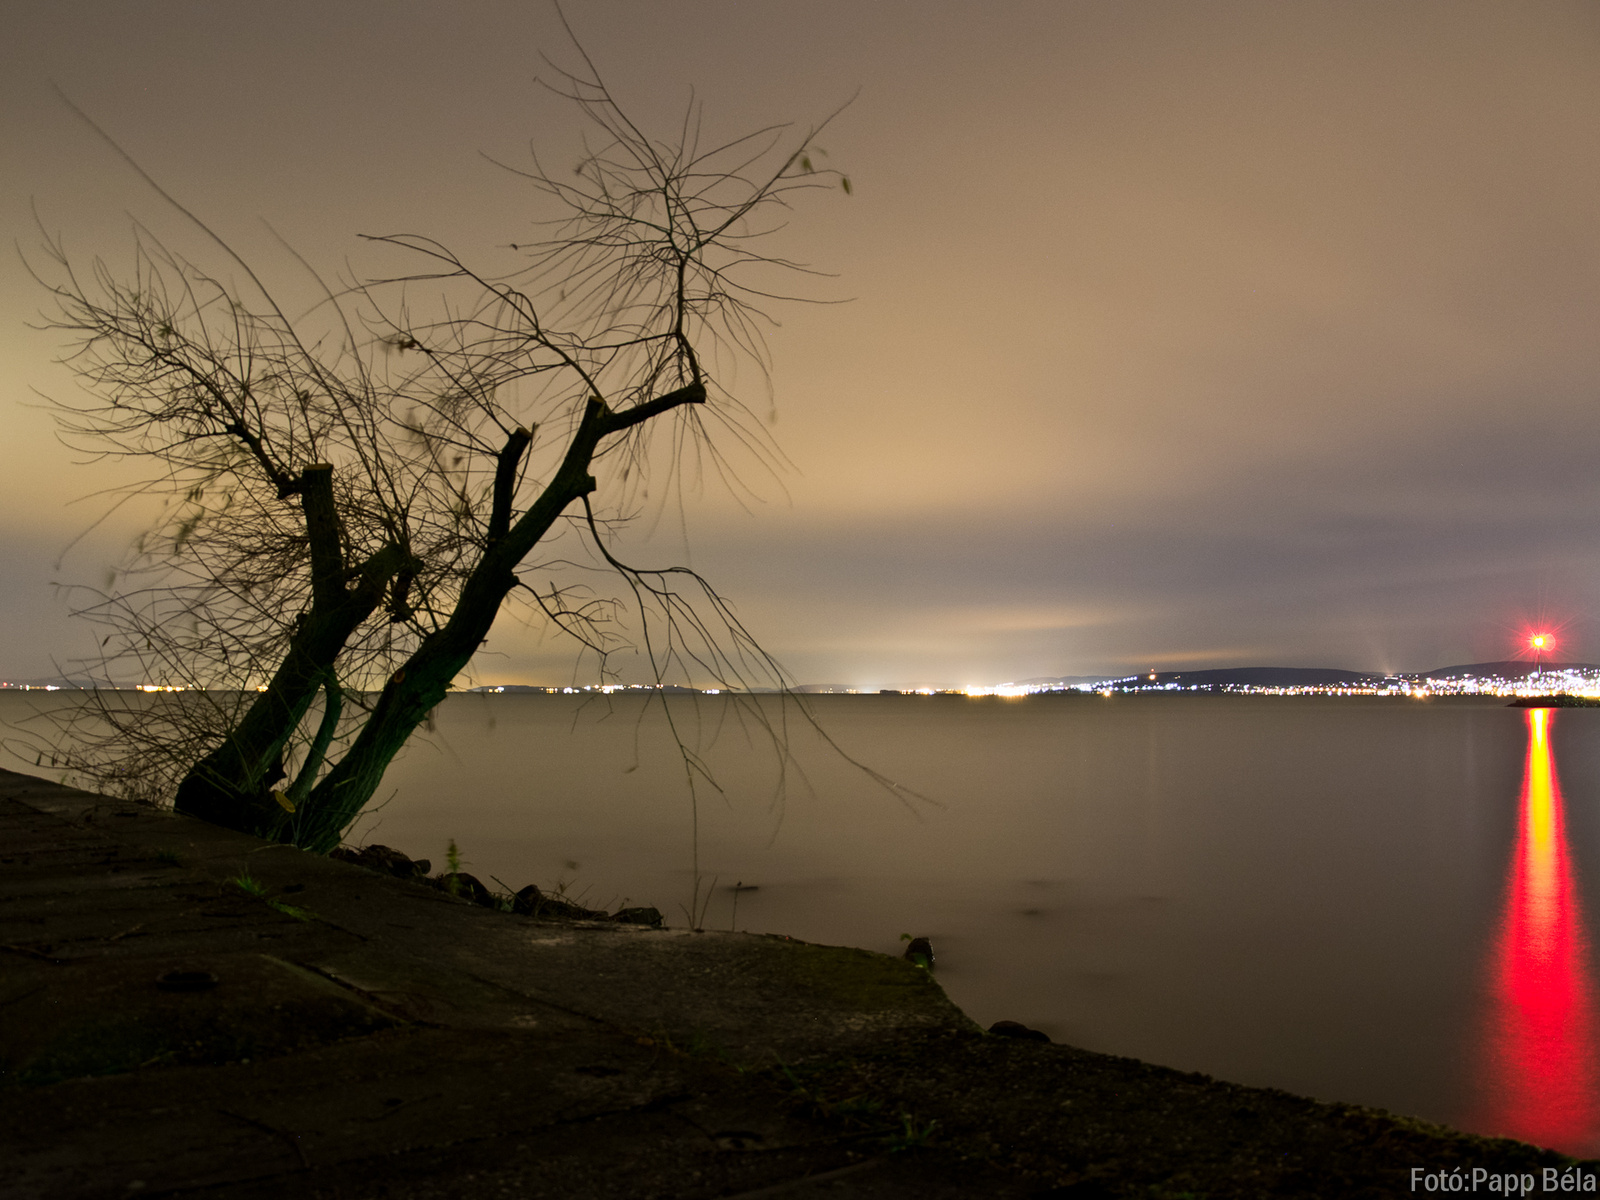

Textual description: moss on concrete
[3,954,401,1089]
[752,936,968,1021]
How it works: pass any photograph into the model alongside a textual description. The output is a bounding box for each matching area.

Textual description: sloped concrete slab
[0,769,1014,1198]
[1,951,401,1086]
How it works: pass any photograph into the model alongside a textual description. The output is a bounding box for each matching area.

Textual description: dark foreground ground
[0,768,1588,1199]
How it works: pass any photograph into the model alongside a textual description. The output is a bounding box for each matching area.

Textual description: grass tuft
[229,872,314,921]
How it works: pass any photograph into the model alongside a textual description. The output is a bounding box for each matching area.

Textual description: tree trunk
[174,464,410,836]
[172,569,396,835]
[294,640,466,852]
[295,540,532,850]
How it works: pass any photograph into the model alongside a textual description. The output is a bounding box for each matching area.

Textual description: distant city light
[11,670,1600,701]
[963,684,1033,698]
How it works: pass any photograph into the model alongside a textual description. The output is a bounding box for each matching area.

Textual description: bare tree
[31,63,855,852]
[34,226,433,820]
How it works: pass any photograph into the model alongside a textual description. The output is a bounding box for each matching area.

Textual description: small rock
[988,1019,1051,1043]
[512,883,607,921]
[511,884,544,916]
[902,936,935,970]
[612,906,664,927]
[434,871,497,908]
[329,844,431,880]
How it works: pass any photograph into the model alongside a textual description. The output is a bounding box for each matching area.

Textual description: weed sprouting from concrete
[899,933,933,970]
[229,872,313,921]
[765,1056,923,1149]
[266,900,314,922]
[488,875,519,913]
[444,838,463,897]
[887,1111,939,1152]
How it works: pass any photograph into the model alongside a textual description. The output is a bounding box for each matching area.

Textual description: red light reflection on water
[1477,708,1600,1154]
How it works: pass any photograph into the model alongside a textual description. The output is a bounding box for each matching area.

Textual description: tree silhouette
[31,61,853,851]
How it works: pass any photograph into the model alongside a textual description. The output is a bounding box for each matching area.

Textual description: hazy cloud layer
[5,1,1600,685]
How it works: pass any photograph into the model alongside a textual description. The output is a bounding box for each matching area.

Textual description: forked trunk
[173,464,410,837]
[292,389,703,850]
[172,567,397,836]
[295,549,523,850]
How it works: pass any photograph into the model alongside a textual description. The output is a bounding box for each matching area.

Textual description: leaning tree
[34,64,853,851]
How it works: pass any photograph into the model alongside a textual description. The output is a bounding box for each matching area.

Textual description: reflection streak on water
[1479,708,1600,1153]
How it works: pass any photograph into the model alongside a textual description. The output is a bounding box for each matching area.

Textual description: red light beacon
[1530,632,1555,674]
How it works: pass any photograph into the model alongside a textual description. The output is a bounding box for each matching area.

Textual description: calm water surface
[9,691,1600,1153]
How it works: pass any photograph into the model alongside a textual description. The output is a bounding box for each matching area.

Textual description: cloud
[8,1,1600,683]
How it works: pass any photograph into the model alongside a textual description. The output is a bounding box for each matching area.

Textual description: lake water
[6,690,1599,1154]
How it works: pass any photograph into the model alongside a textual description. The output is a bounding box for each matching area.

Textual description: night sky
[6,1,1600,689]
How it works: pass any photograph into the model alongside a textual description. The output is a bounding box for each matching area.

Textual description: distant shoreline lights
[9,671,1600,699]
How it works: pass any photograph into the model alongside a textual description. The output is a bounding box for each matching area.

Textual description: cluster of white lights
[1405,669,1600,699]
[134,684,271,692]
[480,683,700,695]
[1058,671,1600,699]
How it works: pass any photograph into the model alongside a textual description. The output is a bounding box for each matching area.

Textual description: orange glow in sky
[1476,708,1600,1154]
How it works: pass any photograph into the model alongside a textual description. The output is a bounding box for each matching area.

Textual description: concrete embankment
[0,768,1581,1198]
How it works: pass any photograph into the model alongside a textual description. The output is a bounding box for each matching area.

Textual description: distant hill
[1135,661,1600,688]
[1147,667,1378,688]
[1416,660,1600,680]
